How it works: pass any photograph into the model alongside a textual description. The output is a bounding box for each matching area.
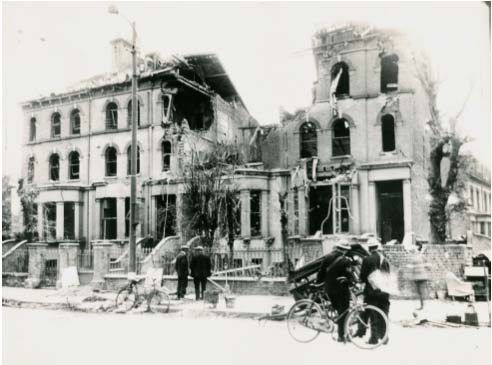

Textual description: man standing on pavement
[359,238,391,345]
[316,240,354,343]
[190,246,212,300]
[175,246,189,300]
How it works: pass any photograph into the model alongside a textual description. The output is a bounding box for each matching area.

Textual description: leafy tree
[17,178,39,242]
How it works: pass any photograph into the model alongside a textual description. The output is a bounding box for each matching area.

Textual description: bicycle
[115,276,171,313]
[286,281,389,350]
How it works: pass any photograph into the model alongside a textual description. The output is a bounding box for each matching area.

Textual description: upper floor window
[162,140,171,171]
[68,151,80,180]
[331,62,350,96]
[27,157,35,183]
[105,102,118,130]
[380,54,399,93]
[381,114,396,152]
[299,122,318,158]
[162,95,173,124]
[127,145,141,175]
[105,147,117,177]
[332,118,351,156]
[51,112,61,138]
[70,109,81,135]
[127,100,141,127]
[49,153,60,181]
[29,117,36,141]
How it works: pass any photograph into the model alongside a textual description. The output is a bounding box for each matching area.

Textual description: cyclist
[316,240,355,343]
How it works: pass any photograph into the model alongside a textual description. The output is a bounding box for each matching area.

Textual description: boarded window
[381,114,396,152]
[127,145,140,175]
[49,154,60,181]
[380,54,399,93]
[105,147,117,177]
[27,157,35,183]
[68,151,80,180]
[331,62,350,96]
[105,102,118,130]
[101,198,117,240]
[250,190,261,236]
[70,109,81,135]
[127,100,141,127]
[299,122,317,158]
[51,112,61,138]
[162,140,172,171]
[30,117,36,141]
[332,119,351,156]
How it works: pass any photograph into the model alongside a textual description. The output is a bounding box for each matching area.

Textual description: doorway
[376,180,404,243]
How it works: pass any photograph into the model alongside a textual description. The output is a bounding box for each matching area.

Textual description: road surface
[3,307,490,365]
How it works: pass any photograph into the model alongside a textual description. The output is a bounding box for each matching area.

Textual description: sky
[2,1,491,180]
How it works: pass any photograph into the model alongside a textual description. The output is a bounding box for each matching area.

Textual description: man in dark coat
[316,240,354,343]
[190,246,212,300]
[359,239,391,345]
[175,246,189,299]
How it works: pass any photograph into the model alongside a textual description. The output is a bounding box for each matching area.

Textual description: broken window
[127,100,141,127]
[380,54,399,93]
[332,118,351,156]
[309,184,350,235]
[49,154,60,181]
[381,114,396,152]
[29,117,36,141]
[156,194,177,238]
[126,145,141,175]
[300,122,318,158]
[43,202,56,241]
[250,190,261,236]
[162,95,173,124]
[27,157,35,183]
[64,202,75,240]
[68,151,80,180]
[162,140,171,171]
[105,147,117,177]
[172,89,213,131]
[70,109,81,135]
[100,198,117,240]
[105,102,118,130]
[331,62,350,96]
[51,112,61,138]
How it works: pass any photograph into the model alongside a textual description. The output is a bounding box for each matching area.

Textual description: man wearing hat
[316,239,354,343]
[190,246,212,300]
[175,246,189,300]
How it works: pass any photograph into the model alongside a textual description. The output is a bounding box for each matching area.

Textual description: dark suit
[360,251,391,342]
[316,250,353,340]
[175,251,189,299]
[190,252,212,300]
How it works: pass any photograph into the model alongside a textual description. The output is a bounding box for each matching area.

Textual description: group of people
[174,245,212,300]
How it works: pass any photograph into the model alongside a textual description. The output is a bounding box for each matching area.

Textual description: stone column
[56,242,79,288]
[91,241,112,290]
[117,197,126,240]
[403,179,413,234]
[94,199,101,240]
[351,184,360,235]
[56,202,64,240]
[240,190,251,238]
[25,243,48,288]
[37,204,44,241]
[261,190,269,237]
[368,182,377,234]
[298,187,307,236]
[150,195,157,238]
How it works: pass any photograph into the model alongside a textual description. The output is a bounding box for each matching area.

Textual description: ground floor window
[156,195,177,238]
[292,188,299,235]
[64,202,75,239]
[250,190,261,236]
[43,202,56,241]
[376,180,404,243]
[101,198,117,240]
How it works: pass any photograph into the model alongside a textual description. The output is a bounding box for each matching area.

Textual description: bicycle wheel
[115,285,137,312]
[344,305,389,350]
[148,290,170,313]
[286,299,325,343]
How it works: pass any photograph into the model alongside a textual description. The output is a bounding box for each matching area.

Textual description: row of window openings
[299,114,396,158]
[27,141,172,183]
[474,221,491,237]
[41,202,76,241]
[469,188,491,212]
[29,101,141,142]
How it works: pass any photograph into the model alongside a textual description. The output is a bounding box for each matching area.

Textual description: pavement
[2,285,491,326]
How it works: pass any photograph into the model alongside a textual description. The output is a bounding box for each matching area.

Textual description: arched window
[27,157,35,183]
[127,145,140,175]
[49,154,60,181]
[299,122,317,158]
[29,117,36,142]
[68,151,80,180]
[105,102,118,130]
[331,62,350,96]
[70,109,81,135]
[127,100,141,127]
[51,112,61,138]
[381,114,396,152]
[105,147,117,176]
[162,140,171,171]
[380,54,399,93]
[332,118,351,156]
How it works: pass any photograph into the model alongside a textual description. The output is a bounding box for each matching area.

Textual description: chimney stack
[111,38,133,73]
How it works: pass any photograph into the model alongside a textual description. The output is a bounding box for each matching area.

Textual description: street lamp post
[108,4,137,277]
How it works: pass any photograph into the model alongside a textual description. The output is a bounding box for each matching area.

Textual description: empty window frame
[331,62,350,96]
[162,95,173,123]
[299,122,318,158]
[162,140,171,171]
[250,190,261,236]
[29,117,36,141]
[105,102,118,130]
[105,147,118,177]
[43,202,57,241]
[380,54,399,93]
[127,100,141,127]
[68,151,80,180]
[49,154,60,181]
[64,202,75,240]
[51,112,61,138]
[293,188,299,235]
[70,109,81,135]
[100,198,117,240]
[381,114,396,152]
[126,145,140,175]
[27,157,35,183]
[332,118,351,156]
